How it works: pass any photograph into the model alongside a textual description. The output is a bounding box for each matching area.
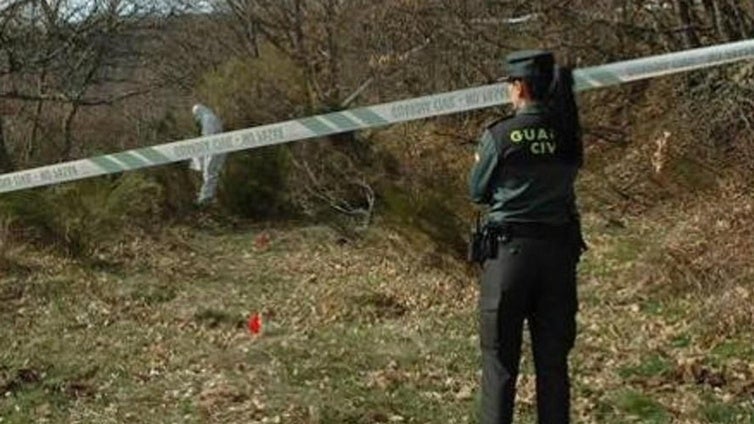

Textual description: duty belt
[491,222,573,241]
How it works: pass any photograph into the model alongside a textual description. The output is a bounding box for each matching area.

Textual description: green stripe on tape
[136,147,171,164]
[322,112,361,130]
[573,74,597,91]
[350,108,390,126]
[299,117,334,135]
[90,156,124,173]
[111,152,148,169]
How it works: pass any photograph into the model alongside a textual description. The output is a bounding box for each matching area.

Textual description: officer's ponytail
[548,67,583,168]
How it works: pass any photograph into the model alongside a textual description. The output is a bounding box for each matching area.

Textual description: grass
[701,402,752,424]
[711,341,754,361]
[1,218,753,423]
[618,354,672,380]
[615,390,670,424]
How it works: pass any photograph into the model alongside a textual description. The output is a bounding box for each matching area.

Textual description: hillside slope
[1,215,752,423]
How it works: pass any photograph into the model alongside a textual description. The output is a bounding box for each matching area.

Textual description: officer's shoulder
[483,114,515,136]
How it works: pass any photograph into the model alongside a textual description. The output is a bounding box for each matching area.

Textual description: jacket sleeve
[468,129,499,204]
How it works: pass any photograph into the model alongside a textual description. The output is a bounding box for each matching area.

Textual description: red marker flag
[248,313,262,335]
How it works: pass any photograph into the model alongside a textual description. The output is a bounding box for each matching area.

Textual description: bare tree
[0,113,12,172]
[675,0,701,48]
[0,0,161,163]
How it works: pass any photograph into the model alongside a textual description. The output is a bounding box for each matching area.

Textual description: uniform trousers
[479,235,578,424]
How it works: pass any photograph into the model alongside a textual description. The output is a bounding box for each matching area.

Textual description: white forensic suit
[189,104,227,205]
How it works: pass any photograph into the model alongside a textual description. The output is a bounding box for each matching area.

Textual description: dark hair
[519,75,553,101]
[547,67,583,167]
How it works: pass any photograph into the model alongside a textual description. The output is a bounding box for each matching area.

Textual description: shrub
[368,122,475,260]
[196,44,308,129]
[145,164,197,217]
[0,173,164,256]
[380,184,468,259]
[219,146,292,219]
[192,44,309,219]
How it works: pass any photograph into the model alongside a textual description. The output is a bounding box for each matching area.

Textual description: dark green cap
[499,50,555,82]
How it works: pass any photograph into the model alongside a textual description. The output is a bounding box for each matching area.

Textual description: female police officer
[468,50,584,424]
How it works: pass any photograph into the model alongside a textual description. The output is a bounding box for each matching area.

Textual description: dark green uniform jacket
[469,103,580,225]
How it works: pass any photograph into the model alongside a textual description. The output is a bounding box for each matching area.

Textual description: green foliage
[710,341,754,368]
[618,354,672,379]
[197,44,307,129]
[380,184,468,258]
[145,165,196,216]
[670,334,692,348]
[51,175,163,255]
[615,390,670,424]
[669,157,718,193]
[139,111,200,215]
[192,44,308,220]
[701,402,751,424]
[219,146,292,219]
[0,174,164,256]
[0,190,58,237]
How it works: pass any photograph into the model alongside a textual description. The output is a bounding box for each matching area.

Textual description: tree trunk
[727,2,751,39]
[324,0,340,106]
[26,72,48,162]
[702,0,723,39]
[61,103,80,161]
[26,101,44,162]
[292,0,317,111]
[674,0,701,48]
[708,0,736,40]
[249,20,260,58]
[0,116,14,173]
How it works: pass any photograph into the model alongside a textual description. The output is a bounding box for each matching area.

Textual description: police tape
[2,39,754,194]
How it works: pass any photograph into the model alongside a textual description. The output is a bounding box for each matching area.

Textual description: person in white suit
[189,104,227,205]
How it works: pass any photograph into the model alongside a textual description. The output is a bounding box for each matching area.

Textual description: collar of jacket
[516,102,547,115]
